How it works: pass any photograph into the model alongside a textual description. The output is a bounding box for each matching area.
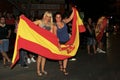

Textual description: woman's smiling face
[55,14,62,22]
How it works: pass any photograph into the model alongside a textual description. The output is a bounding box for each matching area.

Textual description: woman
[54,9,74,75]
[86,18,96,55]
[95,16,107,53]
[33,11,55,76]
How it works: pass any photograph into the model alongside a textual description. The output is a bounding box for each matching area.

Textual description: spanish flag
[11,7,85,68]
[95,17,107,43]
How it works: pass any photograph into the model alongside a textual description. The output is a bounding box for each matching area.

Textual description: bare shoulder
[33,20,42,25]
[52,23,56,26]
[52,23,57,29]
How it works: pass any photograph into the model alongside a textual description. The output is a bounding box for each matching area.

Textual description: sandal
[37,72,42,76]
[42,71,47,75]
[62,68,68,76]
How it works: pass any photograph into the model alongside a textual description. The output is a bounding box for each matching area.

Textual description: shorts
[0,39,9,52]
[87,37,96,45]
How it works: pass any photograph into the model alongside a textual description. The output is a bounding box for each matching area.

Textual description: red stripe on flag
[18,36,71,60]
[66,8,77,45]
[79,25,86,33]
[96,18,107,42]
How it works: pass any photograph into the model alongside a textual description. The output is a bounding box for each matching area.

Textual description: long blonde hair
[97,16,105,25]
[95,16,106,35]
[43,11,53,24]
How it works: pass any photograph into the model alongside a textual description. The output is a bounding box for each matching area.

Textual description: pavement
[0,31,120,80]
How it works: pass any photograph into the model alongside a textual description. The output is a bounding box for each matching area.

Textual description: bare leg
[1,52,11,63]
[99,42,103,49]
[59,60,63,71]
[3,57,6,65]
[97,42,106,53]
[37,55,42,76]
[62,59,68,75]
[93,45,96,54]
[87,45,91,54]
[41,57,47,74]
[63,59,68,69]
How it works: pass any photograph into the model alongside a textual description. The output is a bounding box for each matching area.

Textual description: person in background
[5,12,15,36]
[26,52,36,64]
[19,49,29,68]
[14,16,29,68]
[0,16,11,66]
[86,18,96,55]
[5,13,15,26]
[24,16,37,64]
[95,16,107,53]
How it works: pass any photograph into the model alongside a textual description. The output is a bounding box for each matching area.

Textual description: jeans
[18,49,27,66]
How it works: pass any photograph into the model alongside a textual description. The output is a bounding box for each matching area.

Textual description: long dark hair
[54,12,63,22]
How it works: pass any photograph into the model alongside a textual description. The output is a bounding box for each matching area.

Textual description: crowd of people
[85,16,108,55]
[0,6,109,77]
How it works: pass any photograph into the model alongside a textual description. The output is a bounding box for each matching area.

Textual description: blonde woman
[34,11,55,76]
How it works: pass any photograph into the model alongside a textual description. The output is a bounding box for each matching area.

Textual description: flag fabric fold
[11,7,85,68]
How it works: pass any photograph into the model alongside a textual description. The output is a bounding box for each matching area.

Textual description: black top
[86,23,96,38]
[0,25,11,39]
